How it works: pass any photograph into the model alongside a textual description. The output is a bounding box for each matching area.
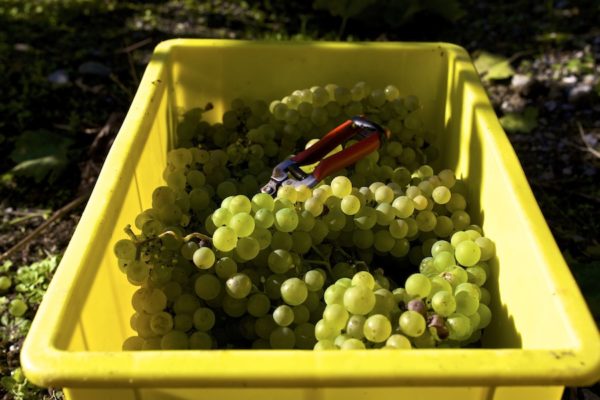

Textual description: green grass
[0,256,63,400]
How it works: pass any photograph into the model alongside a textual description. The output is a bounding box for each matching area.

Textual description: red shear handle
[312,133,381,181]
[291,119,356,165]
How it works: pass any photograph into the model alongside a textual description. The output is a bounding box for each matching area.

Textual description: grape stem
[309,245,334,278]
[305,259,334,280]
[304,259,330,267]
[123,225,137,241]
[180,232,213,243]
[311,245,329,261]
[335,247,353,260]
[152,230,213,245]
[123,225,213,260]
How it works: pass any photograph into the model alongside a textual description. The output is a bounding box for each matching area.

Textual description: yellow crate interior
[64,42,575,352]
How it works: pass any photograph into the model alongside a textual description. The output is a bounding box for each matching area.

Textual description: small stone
[581,132,598,148]
[511,74,531,91]
[568,83,593,104]
[582,74,596,85]
[48,70,70,85]
[500,96,526,113]
[14,43,31,52]
[561,75,577,86]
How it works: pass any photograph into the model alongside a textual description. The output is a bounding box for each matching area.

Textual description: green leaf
[11,155,68,183]
[313,0,376,19]
[422,0,465,22]
[499,107,539,133]
[534,32,573,44]
[584,244,600,259]
[9,130,72,183]
[0,376,15,391]
[376,0,464,27]
[473,51,515,81]
[9,130,72,163]
[566,58,582,74]
[0,171,13,184]
[378,0,417,27]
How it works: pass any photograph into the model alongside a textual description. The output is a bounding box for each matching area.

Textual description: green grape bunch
[114,82,497,351]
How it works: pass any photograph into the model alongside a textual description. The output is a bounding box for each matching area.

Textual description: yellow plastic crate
[21,39,600,400]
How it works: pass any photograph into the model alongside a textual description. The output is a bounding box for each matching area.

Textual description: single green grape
[193,247,216,269]
[225,273,253,299]
[274,208,299,232]
[280,278,308,306]
[304,270,325,291]
[323,303,349,330]
[447,313,472,340]
[431,290,457,316]
[315,319,340,341]
[247,293,271,317]
[398,310,426,337]
[331,176,352,198]
[189,331,213,349]
[340,195,361,215]
[363,314,392,343]
[385,334,412,349]
[114,239,137,260]
[343,285,375,315]
[192,307,215,331]
[213,226,238,252]
[229,212,255,237]
[405,273,431,298]
[161,330,189,349]
[273,305,295,327]
[455,240,481,267]
[340,338,366,350]
[195,274,222,300]
[150,312,174,335]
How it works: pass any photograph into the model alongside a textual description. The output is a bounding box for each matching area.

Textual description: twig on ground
[88,112,123,158]
[118,38,151,87]
[118,38,152,54]
[109,73,134,101]
[8,211,49,225]
[126,51,139,87]
[0,192,91,262]
[576,121,600,159]
[80,112,123,191]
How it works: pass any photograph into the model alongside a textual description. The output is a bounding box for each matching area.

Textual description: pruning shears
[260,116,390,196]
